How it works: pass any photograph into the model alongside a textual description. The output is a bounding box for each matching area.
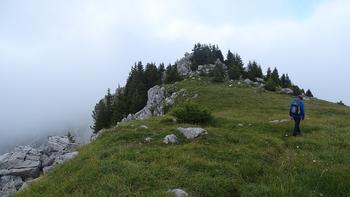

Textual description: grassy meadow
[17,79,350,197]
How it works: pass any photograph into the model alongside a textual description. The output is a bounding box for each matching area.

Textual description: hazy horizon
[1,0,349,153]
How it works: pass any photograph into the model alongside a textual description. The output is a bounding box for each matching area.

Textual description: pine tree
[266,67,272,80]
[91,100,107,133]
[228,64,240,80]
[158,63,165,84]
[271,68,280,85]
[246,61,263,81]
[105,88,113,128]
[285,74,292,87]
[280,74,288,88]
[225,50,235,66]
[212,62,225,82]
[264,78,277,91]
[112,87,127,124]
[145,63,160,90]
[291,85,303,96]
[165,64,181,84]
[306,89,314,97]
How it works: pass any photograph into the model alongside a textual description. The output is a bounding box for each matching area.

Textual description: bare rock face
[0,176,23,197]
[177,127,208,139]
[176,53,192,76]
[0,146,41,179]
[122,85,166,122]
[48,136,77,153]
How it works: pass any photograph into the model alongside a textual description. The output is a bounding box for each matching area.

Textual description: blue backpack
[290,101,300,116]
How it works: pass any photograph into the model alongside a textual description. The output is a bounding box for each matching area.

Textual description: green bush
[172,103,213,124]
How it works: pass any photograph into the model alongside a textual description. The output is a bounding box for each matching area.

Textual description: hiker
[289,95,305,136]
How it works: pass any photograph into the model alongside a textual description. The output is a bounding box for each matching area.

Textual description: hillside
[16,79,350,197]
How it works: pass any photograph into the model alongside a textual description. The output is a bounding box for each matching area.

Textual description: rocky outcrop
[0,135,78,196]
[0,176,23,197]
[176,53,192,76]
[122,86,186,123]
[177,127,208,139]
[122,85,166,122]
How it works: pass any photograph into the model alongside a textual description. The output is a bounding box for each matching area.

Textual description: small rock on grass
[163,134,178,144]
[140,125,148,129]
[144,137,152,143]
[168,189,188,197]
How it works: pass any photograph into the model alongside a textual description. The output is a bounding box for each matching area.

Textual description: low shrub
[172,103,213,124]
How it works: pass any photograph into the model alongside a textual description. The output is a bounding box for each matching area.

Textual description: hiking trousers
[293,117,301,136]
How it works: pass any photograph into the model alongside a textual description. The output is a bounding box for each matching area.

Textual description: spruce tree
[266,67,272,80]
[280,74,288,88]
[212,62,225,82]
[91,100,107,133]
[264,78,277,91]
[271,68,280,85]
[306,89,314,97]
[247,61,263,81]
[105,88,113,128]
[145,63,160,90]
[112,87,127,124]
[228,64,240,80]
[165,64,181,84]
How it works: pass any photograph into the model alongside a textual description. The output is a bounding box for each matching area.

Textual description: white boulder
[177,127,207,139]
[163,134,178,144]
[168,189,189,197]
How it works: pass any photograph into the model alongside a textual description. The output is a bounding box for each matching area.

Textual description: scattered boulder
[177,127,207,139]
[144,137,152,143]
[168,189,189,197]
[280,88,294,95]
[255,78,265,83]
[48,136,77,153]
[197,64,215,75]
[54,152,79,165]
[237,123,244,127]
[163,134,178,144]
[139,125,148,129]
[243,79,254,85]
[269,119,290,124]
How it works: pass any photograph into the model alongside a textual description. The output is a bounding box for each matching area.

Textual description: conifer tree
[306,89,314,97]
[228,64,240,80]
[266,67,272,80]
[212,62,225,82]
[145,63,160,90]
[246,61,263,81]
[91,100,107,133]
[271,68,280,85]
[158,63,165,84]
[165,64,181,84]
[105,88,113,128]
[112,87,127,124]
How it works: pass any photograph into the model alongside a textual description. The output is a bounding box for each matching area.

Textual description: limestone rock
[168,189,189,197]
[48,136,77,153]
[0,146,41,179]
[0,176,23,197]
[176,53,192,76]
[54,151,79,165]
[280,88,294,95]
[163,134,178,144]
[122,85,166,122]
[90,129,106,141]
[177,127,207,139]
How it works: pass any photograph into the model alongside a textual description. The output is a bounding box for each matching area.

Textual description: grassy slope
[17,79,350,197]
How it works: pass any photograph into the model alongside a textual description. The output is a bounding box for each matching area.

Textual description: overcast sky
[0,0,349,152]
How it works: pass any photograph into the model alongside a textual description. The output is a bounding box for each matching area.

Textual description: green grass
[17,79,350,197]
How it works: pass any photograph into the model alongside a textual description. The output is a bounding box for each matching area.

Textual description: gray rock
[48,136,77,153]
[197,64,215,74]
[176,53,192,76]
[255,77,265,83]
[90,129,106,141]
[163,134,178,144]
[42,166,55,175]
[54,151,79,165]
[177,127,207,139]
[0,146,41,179]
[0,176,23,197]
[140,125,148,129]
[144,137,152,143]
[168,189,188,197]
[243,79,254,85]
[280,88,294,95]
[165,89,186,106]
[122,85,166,122]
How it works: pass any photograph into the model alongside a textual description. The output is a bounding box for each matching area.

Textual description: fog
[1,0,349,153]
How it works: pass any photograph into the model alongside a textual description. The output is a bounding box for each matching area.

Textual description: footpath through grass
[17,79,350,196]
